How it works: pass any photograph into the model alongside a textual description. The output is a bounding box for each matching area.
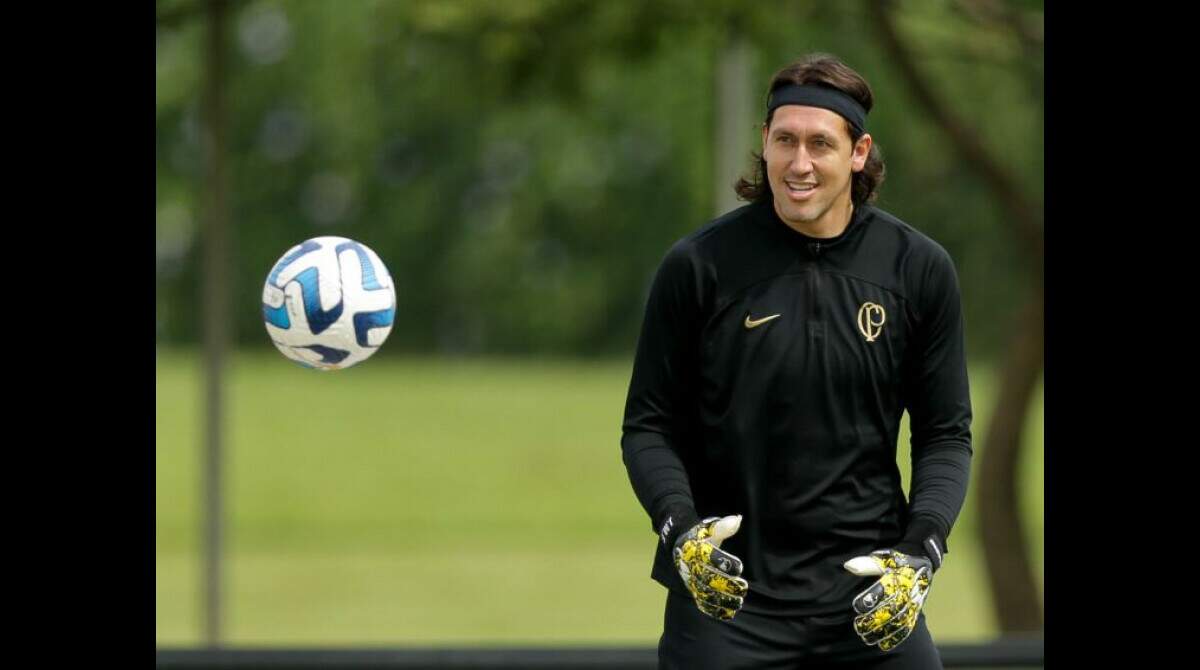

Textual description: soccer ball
[262,236,396,370]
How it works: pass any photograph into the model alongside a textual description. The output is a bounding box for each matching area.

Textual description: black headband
[767,84,867,136]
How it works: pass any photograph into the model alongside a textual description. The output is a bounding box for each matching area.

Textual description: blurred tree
[712,35,757,218]
[868,0,1044,633]
[157,0,1037,360]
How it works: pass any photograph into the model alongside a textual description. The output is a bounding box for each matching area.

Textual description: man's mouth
[784,180,817,199]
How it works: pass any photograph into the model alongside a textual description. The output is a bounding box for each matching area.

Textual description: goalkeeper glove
[671,515,749,621]
[843,548,935,652]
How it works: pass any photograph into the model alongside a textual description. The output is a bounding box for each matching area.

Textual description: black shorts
[658,590,943,670]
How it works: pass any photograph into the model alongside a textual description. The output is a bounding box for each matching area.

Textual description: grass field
[155,348,1043,645]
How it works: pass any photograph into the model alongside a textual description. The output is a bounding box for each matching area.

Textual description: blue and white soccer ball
[262,236,396,370]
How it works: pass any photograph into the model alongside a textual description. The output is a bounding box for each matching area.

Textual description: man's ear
[851,133,872,173]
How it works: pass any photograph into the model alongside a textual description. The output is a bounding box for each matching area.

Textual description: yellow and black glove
[843,548,935,652]
[671,515,750,621]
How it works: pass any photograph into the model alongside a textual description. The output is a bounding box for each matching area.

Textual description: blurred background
[156,0,1043,650]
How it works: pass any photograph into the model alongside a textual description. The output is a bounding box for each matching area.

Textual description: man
[621,53,972,669]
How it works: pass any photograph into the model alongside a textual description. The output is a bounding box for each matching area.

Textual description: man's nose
[788,147,813,174]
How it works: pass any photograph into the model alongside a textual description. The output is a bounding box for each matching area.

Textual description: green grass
[156,348,1043,645]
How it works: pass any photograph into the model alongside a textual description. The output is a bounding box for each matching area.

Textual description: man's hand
[843,549,933,652]
[672,515,749,621]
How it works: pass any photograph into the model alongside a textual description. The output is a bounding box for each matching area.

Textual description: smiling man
[622,54,973,668]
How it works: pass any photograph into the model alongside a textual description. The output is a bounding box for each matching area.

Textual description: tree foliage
[156,0,1043,360]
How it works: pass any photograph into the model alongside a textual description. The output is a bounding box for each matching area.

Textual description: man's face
[762,105,871,231]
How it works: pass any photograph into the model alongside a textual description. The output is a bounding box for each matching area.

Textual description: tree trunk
[200,0,230,647]
[713,36,756,217]
[865,0,1044,633]
[978,292,1044,630]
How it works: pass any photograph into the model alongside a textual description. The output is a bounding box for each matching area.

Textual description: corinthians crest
[857,302,886,342]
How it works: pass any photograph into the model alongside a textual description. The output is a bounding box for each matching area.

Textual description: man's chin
[774,200,817,226]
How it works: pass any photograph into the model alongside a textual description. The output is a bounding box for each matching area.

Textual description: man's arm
[843,245,972,652]
[622,242,750,621]
[621,241,704,549]
[898,246,973,565]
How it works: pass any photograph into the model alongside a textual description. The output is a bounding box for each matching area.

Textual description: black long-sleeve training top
[621,199,972,616]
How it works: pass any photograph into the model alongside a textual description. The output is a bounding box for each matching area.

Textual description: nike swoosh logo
[744,313,781,329]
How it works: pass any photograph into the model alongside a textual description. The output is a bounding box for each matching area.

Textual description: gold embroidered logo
[744,313,781,329]
[857,302,886,342]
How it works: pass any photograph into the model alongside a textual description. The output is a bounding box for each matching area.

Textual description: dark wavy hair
[735,53,885,206]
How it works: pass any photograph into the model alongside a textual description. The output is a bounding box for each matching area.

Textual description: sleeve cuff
[896,516,948,571]
[656,504,699,550]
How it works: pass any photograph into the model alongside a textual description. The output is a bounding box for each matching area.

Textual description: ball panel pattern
[261,236,396,370]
